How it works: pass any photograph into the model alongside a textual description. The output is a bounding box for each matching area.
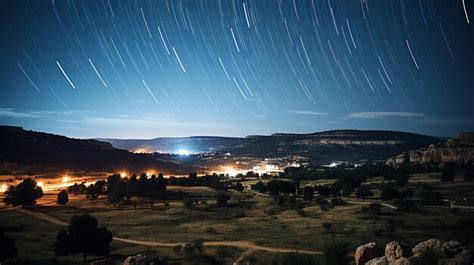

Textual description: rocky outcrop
[355,242,384,265]
[122,254,168,265]
[386,133,474,166]
[356,239,472,265]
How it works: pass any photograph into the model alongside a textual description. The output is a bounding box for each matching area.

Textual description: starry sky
[0,0,473,139]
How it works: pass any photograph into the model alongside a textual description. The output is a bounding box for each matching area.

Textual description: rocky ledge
[355,239,472,265]
[386,133,474,166]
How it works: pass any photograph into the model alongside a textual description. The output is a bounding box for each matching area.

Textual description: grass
[1,173,474,264]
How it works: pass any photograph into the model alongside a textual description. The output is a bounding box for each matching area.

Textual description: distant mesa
[99,129,440,164]
[386,132,474,166]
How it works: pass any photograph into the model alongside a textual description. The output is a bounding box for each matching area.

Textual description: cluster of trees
[3,178,43,207]
[252,180,296,196]
[168,173,225,190]
[67,173,167,204]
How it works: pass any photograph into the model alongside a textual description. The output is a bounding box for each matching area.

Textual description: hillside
[99,130,440,164]
[386,132,474,165]
[0,126,181,174]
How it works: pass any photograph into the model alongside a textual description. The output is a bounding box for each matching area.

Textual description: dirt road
[17,208,322,255]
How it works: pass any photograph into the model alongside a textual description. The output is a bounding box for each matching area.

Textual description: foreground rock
[123,254,168,265]
[356,239,472,265]
[355,242,384,265]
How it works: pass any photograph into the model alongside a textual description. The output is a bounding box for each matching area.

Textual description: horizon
[1,1,473,138]
[0,123,457,140]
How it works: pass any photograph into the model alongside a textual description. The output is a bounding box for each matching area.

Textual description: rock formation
[386,133,474,166]
[355,239,472,265]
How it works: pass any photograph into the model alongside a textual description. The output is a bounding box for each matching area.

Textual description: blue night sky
[0,0,473,139]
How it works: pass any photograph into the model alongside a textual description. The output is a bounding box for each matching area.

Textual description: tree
[464,172,474,182]
[234,182,244,192]
[3,178,43,207]
[394,173,409,187]
[55,214,112,262]
[380,185,400,201]
[0,225,17,262]
[440,171,455,182]
[356,186,373,199]
[302,186,314,200]
[172,244,182,255]
[322,242,350,265]
[215,193,231,207]
[57,190,69,205]
[183,199,194,209]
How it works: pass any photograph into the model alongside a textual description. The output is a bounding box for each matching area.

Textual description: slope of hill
[0,126,180,174]
[386,132,474,165]
[99,130,440,164]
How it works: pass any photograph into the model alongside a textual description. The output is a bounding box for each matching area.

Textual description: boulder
[385,241,412,262]
[412,239,444,258]
[355,242,383,265]
[122,254,168,265]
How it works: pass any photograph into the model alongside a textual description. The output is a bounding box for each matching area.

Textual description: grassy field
[1,174,474,264]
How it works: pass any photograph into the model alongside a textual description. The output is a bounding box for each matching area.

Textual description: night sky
[0,0,473,138]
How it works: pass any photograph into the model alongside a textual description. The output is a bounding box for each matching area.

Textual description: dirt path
[17,208,322,255]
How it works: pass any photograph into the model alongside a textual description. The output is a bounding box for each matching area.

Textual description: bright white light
[37,181,44,188]
[120,172,127,178]
[0,184,8,193]
[176,149,191,156]
[62,176,70,183]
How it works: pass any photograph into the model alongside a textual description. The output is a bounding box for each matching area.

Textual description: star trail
[0,0,473,138]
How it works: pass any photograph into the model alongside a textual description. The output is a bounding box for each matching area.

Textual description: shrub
[183,199,194,208]
[279,252,317,265]
[464,172,474,182]
[322,242,350,265]
[356,186,373,199]
[440,171,455,182]
[215,193,231,207]
[172,244,181,255]
[380,185,400,201]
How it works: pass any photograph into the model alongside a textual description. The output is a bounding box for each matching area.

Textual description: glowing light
[62,176,70,183]
[37,181,44,188]
[120,172,127,178]
[176,149,191,156]
[0,184,8,193]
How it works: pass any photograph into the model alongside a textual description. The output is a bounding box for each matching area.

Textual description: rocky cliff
[386,133,474,166]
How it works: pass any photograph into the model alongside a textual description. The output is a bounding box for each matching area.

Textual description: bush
[206,227,218,234]
[440,171,455,182]
[183,239,204,256]
[57,190,69,205]
[380,185,400,201]
[356,186,373,199]
[172,244,181,255]
[215,193,231,207]
[464,172,474,182]
[279,252,317,265]
[183,199,194,208]
[322,242,350,265]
